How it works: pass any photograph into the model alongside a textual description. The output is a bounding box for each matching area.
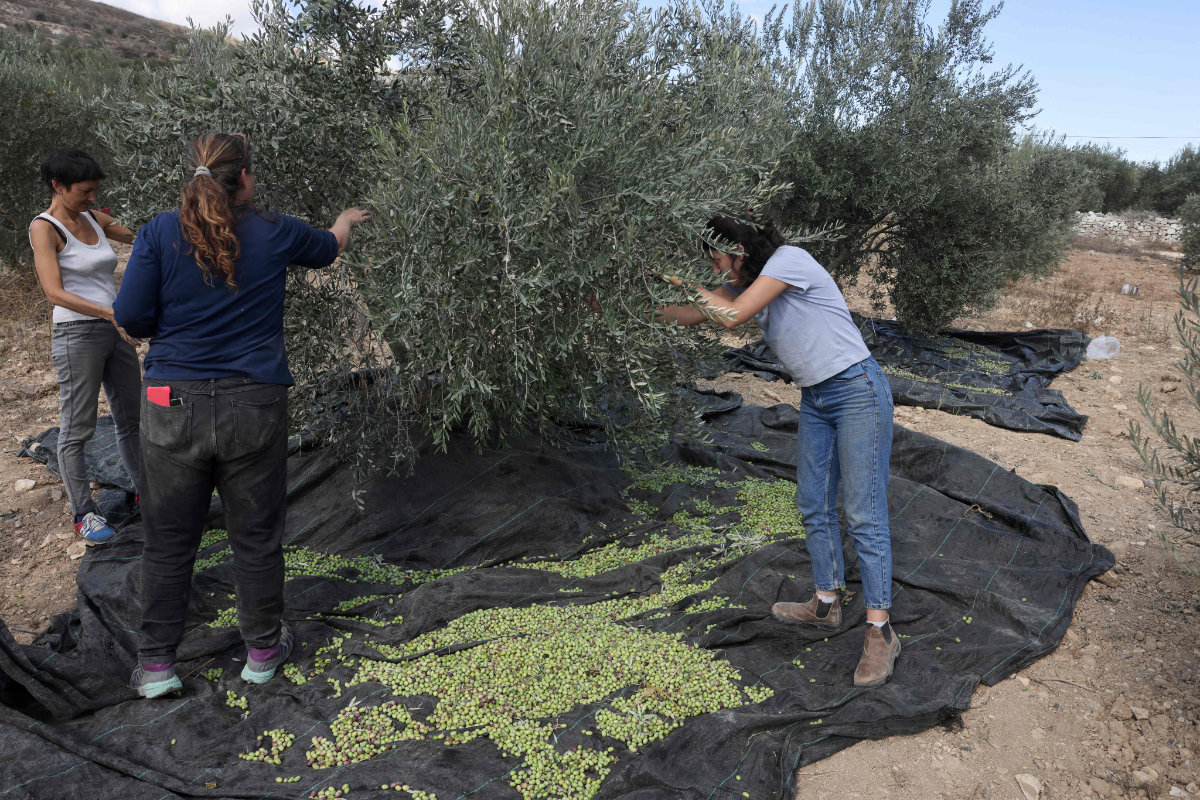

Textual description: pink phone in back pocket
[146,386,171,407]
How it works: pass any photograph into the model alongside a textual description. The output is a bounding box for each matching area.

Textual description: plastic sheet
[3,401,1111,799]
[723,317,1089,440]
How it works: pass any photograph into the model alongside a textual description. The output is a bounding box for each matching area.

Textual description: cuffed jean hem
[796,356,895,611]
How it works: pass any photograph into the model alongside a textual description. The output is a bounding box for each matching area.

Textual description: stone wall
[1075,211,1181,247]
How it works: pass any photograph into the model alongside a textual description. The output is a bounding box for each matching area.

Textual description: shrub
[1180,194,1200,270]
[1132,268,1200,559]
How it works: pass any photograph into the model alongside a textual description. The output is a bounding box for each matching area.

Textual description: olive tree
[351,0,792,456]
[100,0,794,467]
[768,0,1088,331]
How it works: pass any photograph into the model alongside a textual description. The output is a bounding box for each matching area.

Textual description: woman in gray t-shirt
[29,148,144,546]
[660,214,899,688]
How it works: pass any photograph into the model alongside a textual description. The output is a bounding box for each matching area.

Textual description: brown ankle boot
[853,621,901,687]
[771,595,842,630]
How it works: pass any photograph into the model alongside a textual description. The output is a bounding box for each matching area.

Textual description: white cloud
[105,0,259,35]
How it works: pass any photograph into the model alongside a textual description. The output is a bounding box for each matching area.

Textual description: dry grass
[0,264,50,361]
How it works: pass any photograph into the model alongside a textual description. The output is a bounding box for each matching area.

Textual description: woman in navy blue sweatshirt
[114,132,369,698]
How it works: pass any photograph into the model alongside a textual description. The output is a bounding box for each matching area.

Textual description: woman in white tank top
[28,148,145,545]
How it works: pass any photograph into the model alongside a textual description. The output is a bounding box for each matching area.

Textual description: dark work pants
[136,377,289,664]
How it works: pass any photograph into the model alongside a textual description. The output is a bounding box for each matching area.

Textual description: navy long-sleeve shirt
[114,209,338,385]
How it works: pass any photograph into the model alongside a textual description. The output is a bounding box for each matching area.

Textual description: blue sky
[108,0,1198,164]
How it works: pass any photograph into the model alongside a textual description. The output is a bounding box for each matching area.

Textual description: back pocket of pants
[142,399,191,452]
[232,396,283,453]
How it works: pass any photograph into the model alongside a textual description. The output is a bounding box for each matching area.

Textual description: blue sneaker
[75,512,117,545]
[130,664,183,698]
[241,622,294,684]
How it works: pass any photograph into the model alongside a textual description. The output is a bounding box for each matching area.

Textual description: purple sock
[249,645,280,663]
[142,662,172,673]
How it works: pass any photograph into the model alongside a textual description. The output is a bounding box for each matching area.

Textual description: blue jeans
[796,357,894,610]
[137,378,289,664]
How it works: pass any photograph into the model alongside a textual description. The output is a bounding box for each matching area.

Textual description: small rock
[1111,702,1133,720]
[50,488,63,501]
[39,534,53,549]
[1089,776,1113,796]
[1115,475,1144,490]
[1131,769,1157,789]
[14,479,36,493]
[1169,786,1188,798]
[1113,403,1128,411]
[1109,375,1124,385]
[1016,675,1031,687]
[1015,773,1041,800]
[1162,384,1178,393]
[1131,706,1151,720]
[67,541,87,560]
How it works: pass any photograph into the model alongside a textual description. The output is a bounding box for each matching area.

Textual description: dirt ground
[1,243,1197,800]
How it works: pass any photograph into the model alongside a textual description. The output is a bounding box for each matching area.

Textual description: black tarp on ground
[17,418,139,527]
[0,401,1111,800]
[723,317,1090,440]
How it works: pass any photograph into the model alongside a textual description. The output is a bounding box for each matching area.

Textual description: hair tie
[193,166,212,178]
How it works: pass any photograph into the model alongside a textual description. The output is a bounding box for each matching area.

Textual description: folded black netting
[723,316,1090,440]
[1,400,1111,800]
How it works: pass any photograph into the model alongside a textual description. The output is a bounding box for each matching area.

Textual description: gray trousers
[50,319,144,516]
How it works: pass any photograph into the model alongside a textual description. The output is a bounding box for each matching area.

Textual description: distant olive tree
[1141,146,1200,216]
[1065,143,1143,213]
[767,0,1089,331]
[1180,194,1200,270]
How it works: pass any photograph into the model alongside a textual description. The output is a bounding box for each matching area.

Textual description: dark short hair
[40,148,106,192]
[704,214,786,283]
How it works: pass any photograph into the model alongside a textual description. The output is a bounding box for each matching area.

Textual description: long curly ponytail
[179,133,252,289]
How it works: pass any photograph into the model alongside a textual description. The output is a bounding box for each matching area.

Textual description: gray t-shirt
[729,245,870,387]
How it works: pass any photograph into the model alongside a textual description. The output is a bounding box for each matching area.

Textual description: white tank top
[31,212,118,324]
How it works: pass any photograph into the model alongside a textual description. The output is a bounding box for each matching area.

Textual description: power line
[1058,135,1198,140]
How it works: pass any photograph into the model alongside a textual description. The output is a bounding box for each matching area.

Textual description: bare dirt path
[1,246,1197,800]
